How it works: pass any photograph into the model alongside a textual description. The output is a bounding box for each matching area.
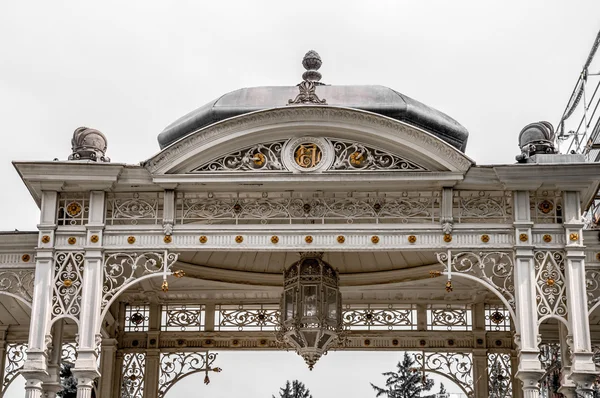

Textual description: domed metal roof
[158,85,469,151]
[158,51,469,152]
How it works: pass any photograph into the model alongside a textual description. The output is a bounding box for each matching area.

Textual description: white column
[43,320,64,398]
[563,191,597,396]
[23,191,59,398]
[558,322,577,397]
[512,191,544,396]
[97,338,118,398]
[471,303,489,397]
[143,303,161,398]
[73,191,105,397]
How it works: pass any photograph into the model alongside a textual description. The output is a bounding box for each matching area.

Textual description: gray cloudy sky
[1,1,600,397]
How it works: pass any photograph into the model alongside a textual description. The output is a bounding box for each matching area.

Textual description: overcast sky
[1,1,600,397]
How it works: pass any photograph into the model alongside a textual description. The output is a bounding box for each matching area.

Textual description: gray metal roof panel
[158,85,469,151]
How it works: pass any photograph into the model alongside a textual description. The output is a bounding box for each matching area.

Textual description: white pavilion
[1,50,600,398]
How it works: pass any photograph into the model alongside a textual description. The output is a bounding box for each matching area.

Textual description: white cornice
[13,161,126,204]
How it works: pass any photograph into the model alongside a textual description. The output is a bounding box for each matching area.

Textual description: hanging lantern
[277,252,343,370]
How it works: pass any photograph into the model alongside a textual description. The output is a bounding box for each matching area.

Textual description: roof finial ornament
[68,127,110,162]
[288,50,327,105]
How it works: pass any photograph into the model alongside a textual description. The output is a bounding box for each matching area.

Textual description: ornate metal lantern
[277,252,343,370]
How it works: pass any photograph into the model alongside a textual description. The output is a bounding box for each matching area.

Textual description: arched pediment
[144,106,473,175]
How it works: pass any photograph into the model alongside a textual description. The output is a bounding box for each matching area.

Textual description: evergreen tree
[57,363,77,398]
[272,380,313,398]
[438,382,448,397]
[371,352,436,398]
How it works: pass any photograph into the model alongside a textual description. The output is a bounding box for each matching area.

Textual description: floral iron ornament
[288,50,327,105]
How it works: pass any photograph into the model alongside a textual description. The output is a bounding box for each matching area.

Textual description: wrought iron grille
[121,352,146,398]
[454,191,512,223]
[57,193,89,226]
[342,304,416,331]
[215,304,279,331]
[106,192,163,225]
[488,352,513,398]
[530,191,563,224]
[124,305,150,332]
[427,304,472,331]
[161,304,205,331]
[484,304,511,332]
[176,191,439,225]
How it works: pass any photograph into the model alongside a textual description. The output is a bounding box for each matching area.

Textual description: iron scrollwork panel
[158,351,219,398]
[415,351,474,398]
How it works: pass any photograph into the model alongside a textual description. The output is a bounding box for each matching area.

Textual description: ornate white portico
[2,51,600,398]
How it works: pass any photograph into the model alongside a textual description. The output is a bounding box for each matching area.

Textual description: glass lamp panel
[303,331,317,347]
[284,288,295,321]
[303,285,318,317]
[326,287,337,320]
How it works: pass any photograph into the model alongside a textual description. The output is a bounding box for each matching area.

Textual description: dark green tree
[438,382,448,397]
[57,363,77,398]
[272,380,313,398]
[371,352,436,398]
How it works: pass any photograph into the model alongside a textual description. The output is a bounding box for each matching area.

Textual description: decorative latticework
[177,191,439,225]
[454,191,512,223]
[587,268,600,313]
[191,138,427,173]
[427,304,472,331]
[124,305,150,332]
[342,304,416,331]
[52,252,85,323]
[2,343,27,395]
[436,251,515,313]
[61,342,77,365]
[161,304,205,331]
[121,352,146,398]
[329,140,426,171]
[0,269,34,305]
[530,191,563,223]
[484,304,511,332]
[101,251,179,318]
[415,352,474,397]
[106,192,163,225]
[57,193,89,226]
[488,353,513,398]
[158,351,219,398]
[534,251,567,323]
[193,141,286,172]
[216,304,279,331]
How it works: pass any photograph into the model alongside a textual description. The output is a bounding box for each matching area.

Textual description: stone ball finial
[516,121,557,162]
[302,50,322,82]
[68,127,110,162]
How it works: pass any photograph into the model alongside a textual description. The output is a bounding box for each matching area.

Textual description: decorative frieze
[190,138,427,174]
[454,191,512,223]
[161,304,205,332]
[176,191,439,225]
[106,192,163,225]
[342,304,416,331]
[427,304,472,331]
[215,304,278,331]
